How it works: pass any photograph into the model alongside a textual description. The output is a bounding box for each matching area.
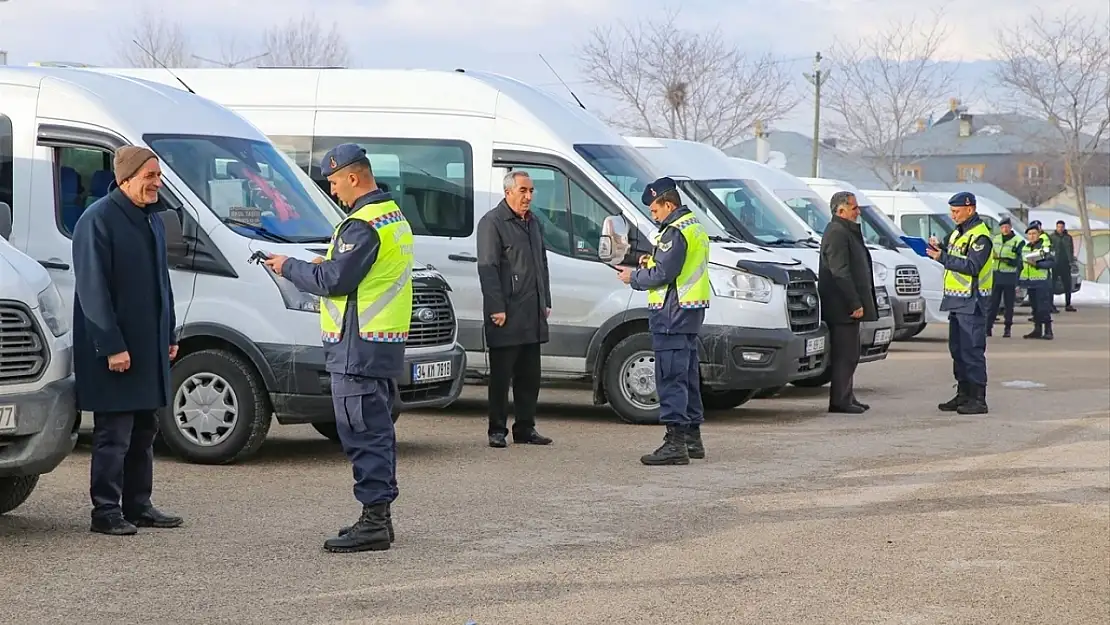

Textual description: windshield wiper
[708,234,742,243]
[761,238,798,246]
[221,217,296,243]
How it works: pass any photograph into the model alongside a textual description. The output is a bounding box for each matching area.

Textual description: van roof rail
[256,65,347,69]
[28,61,99,67]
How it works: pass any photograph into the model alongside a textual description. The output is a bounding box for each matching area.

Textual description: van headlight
[37,282,70,337]
[873,261,889,284]
[264,269,320,313]
[709,265,773,303]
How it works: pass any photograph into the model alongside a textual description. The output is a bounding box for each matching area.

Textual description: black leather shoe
[488,433,508,448]
[512,429,552,445]
[829,404,866,414]
[325,504,391,553]
[851,398,870,410]
[1065,306,1077,312]
[90,514,138,536]
[125,507,183,528]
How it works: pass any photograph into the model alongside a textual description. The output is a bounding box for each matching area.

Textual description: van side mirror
[0,202,11,241]
[598,215,632,267]
[158,209,187,259]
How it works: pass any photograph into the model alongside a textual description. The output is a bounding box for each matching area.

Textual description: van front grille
[0,302,47,384]
[408,289,456,347]
[785,269,821,334]
[895,265,922,296]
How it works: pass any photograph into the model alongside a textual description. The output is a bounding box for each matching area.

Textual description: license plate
[0,405,16,432]
[874,329,893,345]
[412,360,452,382]
[908,300,924,312]
[805,336,825,356]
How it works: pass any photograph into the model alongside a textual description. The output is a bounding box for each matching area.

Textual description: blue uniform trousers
[947,311,988,387]
[1026,280,1053,323]
[987,282,1015,328]
[331,375,398,506]
[655,334,704,427]
[89,410,158,520]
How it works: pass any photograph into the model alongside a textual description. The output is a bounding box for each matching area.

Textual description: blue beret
[641,177,678,206]
[948,191,976,207]
[1029,220,1042,229]
[320,143,368,177]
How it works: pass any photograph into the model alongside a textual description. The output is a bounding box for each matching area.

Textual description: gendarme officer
[264,144,414,553]
[926,191,993,415]
[618,177,711,465]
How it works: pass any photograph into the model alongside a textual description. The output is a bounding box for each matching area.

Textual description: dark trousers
[487,342,542,436]
[987,281,1016,328]
[90,410,159,520]
[656,334,704,427]
[332,377,398,507]
[1028,282,1053,323]
[948,311,988,387]
[827,322,862,409]
[1056,265,1072,306]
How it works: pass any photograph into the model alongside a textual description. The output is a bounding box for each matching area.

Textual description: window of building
[900,165,922,180]
[53,145,114,237]
[956,164,985,182]
[500,164,613,260]
[0,115,12,219]
[308,136,473,238]
[1019,161,1044,185]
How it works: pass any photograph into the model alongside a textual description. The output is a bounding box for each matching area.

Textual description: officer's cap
[1026,225,1040,234]
[1030,219,1042,230]
[948,191,976,207]
[641,176,678,206]
[320,143,369,177]
[999,217,1011,226]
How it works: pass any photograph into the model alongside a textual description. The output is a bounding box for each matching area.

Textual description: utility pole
[803,52,830,178]
[0,0,9,66]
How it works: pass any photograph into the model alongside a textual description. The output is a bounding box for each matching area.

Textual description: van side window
[52,145,114,237]
[503,164,609,260]
[0,115,12,212]
[900,215,925,238]
[309,136,474,238]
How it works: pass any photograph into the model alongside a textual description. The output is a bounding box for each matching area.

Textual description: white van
[0,66,466,464]
[862,189,957,242]
[801,178,947,337]
[0,203,79,515]
[89,66,830,422]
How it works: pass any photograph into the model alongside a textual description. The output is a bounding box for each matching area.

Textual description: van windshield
[573,143,658,221]
[694,179,811,244]
[859,204,911,249]
[776,189,832,234]
[145,134,344,243]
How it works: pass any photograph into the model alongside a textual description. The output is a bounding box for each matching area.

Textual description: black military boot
[957,384,989,415]
[1002,325,1012,338]
[1042,321,1054,340]
[1023,323,1043,339]
[685,425,705,460]
[640,425,689,466]
[938,382,967,412]
[325,504,392,553]
[338,504,394,543]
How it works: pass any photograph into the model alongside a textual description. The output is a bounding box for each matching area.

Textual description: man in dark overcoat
[72,146,182,536]
[476,170,554,449]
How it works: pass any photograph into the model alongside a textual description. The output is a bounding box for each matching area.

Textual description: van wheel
[604,333,662,425]
[161,349,272,465]
[754,386,785,399]
[313,410,401,442]
[791,368,832,388]
[702,389,759,411]
[0,475,40,515]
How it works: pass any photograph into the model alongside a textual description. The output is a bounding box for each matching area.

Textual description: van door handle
[448,253,477,263]
[38,259,70,270]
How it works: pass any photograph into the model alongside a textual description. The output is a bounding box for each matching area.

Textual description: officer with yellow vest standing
[986,217,1021,337]
[925,191,993,415]
[1017,224,1057,340]
[617,177,711,465]
[263,144,412,553]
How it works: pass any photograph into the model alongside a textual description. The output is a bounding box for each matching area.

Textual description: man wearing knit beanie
[70,144,182,536]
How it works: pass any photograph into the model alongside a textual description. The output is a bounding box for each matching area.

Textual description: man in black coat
[1049,220,1078,312]
[476,170,554,448]
[72,146,182,536]
[818,191,879,414]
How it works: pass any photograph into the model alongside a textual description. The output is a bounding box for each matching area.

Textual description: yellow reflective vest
[992,233,1021,274]
[645,212,711,310]
[943,220,994,299]
[320,199,414,343]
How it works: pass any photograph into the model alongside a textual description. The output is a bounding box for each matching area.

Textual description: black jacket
[71,188,176,413]
[818,215,879,325]
[476,200,552,349]
[1048,230,1075,267]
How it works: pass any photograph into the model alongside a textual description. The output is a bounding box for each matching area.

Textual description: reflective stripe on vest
[1020,242,1051,281]
[943,221,994,298]
[320,199,415,343]
[992,233,1021,273]
[645,212,711,310]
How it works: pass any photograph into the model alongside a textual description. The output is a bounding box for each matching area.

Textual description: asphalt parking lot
[2,307,1108,625]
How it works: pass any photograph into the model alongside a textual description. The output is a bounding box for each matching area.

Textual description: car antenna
[132,39,196,95]
[538,53,586,110]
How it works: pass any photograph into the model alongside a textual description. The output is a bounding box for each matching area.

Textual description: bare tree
[194,34,269,68]
[115,9,195,68]
[575,10,799,148]
[821,11,958,189]
[993,8,1110,281]
[260,14,350,67]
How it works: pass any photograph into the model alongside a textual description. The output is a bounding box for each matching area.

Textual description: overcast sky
[0,0,1105,137]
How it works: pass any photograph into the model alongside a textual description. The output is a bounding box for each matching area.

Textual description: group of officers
[112,142,1056,553]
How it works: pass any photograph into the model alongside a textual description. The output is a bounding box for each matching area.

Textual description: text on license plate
[0,405,16,432]
[412,360,452,382]
[805,336,826,356]
[874,329,893,344]
[908,300,924,312]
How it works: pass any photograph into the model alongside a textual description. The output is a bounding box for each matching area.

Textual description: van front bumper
[260,343,467,424]
[0,376,79,477]
[859,315,895,363]
[697,323,830,390]
[890,293,927,332]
